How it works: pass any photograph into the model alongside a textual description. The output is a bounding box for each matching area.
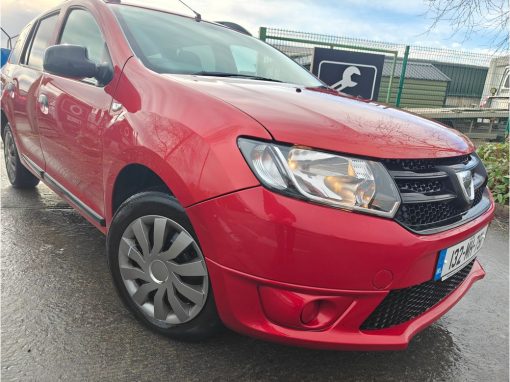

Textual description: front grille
[384,155,471,172]
[396,201,463,228]
[383,154,489,233]
[361,260,474,331]
[473,186,484,205]
[398,179,443,194]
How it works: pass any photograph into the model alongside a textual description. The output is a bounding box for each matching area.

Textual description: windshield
[112,5,322,87]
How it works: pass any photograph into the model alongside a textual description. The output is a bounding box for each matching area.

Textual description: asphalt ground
[1,151,508,381]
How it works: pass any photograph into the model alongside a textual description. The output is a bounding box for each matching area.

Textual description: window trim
[55,6,113,88]
[21,11,60,70]
[9,23,33,65]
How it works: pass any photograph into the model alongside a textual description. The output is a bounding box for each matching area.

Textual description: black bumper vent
[360,260,474,331]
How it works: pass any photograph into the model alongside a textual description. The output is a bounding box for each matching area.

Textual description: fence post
[395,45,410,107]
[259,27,267,41]
[386,54,397,104]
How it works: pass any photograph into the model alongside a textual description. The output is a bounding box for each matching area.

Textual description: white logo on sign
[317,61,379,99]
[332,66,361,91]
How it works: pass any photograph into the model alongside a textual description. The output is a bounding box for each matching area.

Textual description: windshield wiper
[191,71,283,83]
[236,75,283,83]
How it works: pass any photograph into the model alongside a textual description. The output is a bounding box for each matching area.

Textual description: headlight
[238,138,400,217]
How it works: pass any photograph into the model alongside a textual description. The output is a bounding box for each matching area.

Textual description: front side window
[26,14,59,70]
[59,8,112,85]
[112,5,322,87]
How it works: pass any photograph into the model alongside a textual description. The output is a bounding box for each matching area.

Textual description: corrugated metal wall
[377,78,448,107]
[434,63,488,97]
[433,63,488,106]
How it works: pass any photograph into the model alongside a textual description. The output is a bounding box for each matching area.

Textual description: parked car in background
[1,0,494,350]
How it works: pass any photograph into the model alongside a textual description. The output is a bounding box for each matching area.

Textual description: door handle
[38,94,49,115]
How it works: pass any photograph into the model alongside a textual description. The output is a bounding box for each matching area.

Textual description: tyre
[107,191,222,341]
[3,124,40,188]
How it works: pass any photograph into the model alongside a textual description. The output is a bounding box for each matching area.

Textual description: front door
[38,8,115,221]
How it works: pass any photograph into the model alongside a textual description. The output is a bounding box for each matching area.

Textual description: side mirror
[490,87,497,96]
[43,45,113,85]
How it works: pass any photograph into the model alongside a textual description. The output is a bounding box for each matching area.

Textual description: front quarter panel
[103,58,271,224]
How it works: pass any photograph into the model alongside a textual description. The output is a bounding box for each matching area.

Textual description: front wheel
[107,192,222,341]
[3,124,40,188]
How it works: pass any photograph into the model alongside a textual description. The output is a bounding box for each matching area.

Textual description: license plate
[434,226,488,281]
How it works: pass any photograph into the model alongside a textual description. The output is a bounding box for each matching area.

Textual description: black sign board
[311,48,385,100]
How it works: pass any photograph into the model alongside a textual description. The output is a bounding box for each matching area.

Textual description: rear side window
[60,9,111,66]
[9,23,32,64]
[26,13,60,70]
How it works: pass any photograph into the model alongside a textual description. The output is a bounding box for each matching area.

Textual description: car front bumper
[187,186,494,350]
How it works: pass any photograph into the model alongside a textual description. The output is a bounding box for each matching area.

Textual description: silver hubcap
[4,131,17,182]
[119,215,209,324]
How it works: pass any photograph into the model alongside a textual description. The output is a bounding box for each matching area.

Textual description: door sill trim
[21,154,106,227]
[21,154,44,176]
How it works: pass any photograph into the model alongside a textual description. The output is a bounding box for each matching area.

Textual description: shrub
[477,140,509,205]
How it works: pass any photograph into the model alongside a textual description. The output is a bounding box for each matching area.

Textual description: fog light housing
[301,301,320,324]
[258,286,354,330]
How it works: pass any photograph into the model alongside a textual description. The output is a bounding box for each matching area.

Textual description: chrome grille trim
[383,153,490,234]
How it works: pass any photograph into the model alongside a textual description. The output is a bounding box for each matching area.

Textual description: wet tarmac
[1,153,508,381]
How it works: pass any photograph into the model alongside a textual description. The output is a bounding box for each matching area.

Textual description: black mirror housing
[43,45,113,85]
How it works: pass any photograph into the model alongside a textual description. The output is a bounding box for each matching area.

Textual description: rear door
[4,13,60,171]
[1,23,32,130]
[37,7,115,225]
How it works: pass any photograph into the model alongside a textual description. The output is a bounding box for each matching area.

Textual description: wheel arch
[105,147,195,226]
[110,163,173,216]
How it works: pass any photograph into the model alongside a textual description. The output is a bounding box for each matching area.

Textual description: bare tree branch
[424,0,509,52]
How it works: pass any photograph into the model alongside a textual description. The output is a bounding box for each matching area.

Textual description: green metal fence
[259,27,508,140]
[259,27,402,104]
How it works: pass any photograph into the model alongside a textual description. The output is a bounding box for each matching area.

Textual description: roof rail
[103,0,121,4]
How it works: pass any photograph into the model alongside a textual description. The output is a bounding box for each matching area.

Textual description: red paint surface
[0,0,493,350]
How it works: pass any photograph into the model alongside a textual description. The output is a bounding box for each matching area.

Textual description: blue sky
[0,0,504,52]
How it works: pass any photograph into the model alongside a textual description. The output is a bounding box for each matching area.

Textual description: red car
[1,0,493,350]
